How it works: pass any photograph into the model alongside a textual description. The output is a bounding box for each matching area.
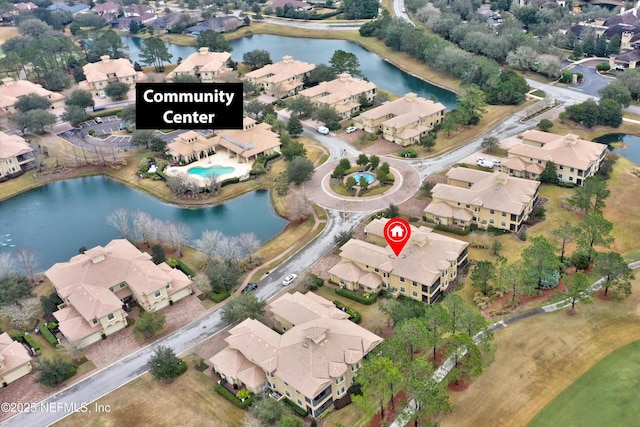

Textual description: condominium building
[244,55,315,99]
[298,73,377,119]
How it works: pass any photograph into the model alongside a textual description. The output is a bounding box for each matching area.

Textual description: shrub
[310,274,324,287]
[285,398,308,416]
[596,62,610,71]
[41,295,58,316]
[209,290,230,303]
[23,333,41,356]
[213,383,255,408]
[335,288,378,305]
[434,224,472,236]
[221,177,240,187]
[39,322,58,347]
[400,148,417,158]
[35,357,76,386]
[571,250,591,270]
[167,258,195,277]
[538,269,561,290]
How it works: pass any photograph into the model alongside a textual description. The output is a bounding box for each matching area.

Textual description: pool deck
[166,152,252,185]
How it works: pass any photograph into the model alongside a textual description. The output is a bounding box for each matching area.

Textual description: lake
[592,134,640,165]
[0,176,287,270]
[121,34,457,108]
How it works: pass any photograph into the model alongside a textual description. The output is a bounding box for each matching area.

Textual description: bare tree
[287,188,312,223]
[165,221,192,257]
[14,247,38,283]
[107,208,131,240]
[205,173,220,195]
[0,297,41,330]
[0,252,16,277]
[61,339,85,360]
[216,235,242,262]
[192,273,212,294]
[237,232,261,262]
[132,210,154,247]
[195,229,223,264]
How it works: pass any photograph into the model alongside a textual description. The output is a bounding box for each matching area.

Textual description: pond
[0,176,287,270]
[121,34,457,108]
[592,134,640,165]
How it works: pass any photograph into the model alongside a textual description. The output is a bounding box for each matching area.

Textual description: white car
[317,126,329,135]
[345,126,357,134]
[282,273,298,286]
[98,91,106,99]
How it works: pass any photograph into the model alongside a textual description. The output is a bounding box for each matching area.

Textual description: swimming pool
[351,172,376,184]
[187,165,236,178]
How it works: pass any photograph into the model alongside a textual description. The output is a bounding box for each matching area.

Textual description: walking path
[390,260,640,426]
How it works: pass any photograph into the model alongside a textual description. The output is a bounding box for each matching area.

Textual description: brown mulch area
[369,390,409,427]
[448,375,470,392]
[596,288,613,301]
[483,279,569,319]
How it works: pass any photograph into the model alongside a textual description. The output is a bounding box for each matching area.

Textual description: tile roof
[358,92,445,124]
[212,293,382,399]
[211,118,281,159]
[510,130,607,170]
[268,291,350,325]
[0,132,32,160]
[0,78,65,109]
[166,47,232,80]
[298,73,377,105]
[0,332,31,376]
[427,168,540,215]
[82,56,138,84]
[245,55,315,85]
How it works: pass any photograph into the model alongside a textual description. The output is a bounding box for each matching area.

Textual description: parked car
[317,126,329,135]
[345,126,357,134]
[242,283,258,293]
[282,274,298,286]
[477,158,495,168]
[98,91,106,99]
[94,117,103,124]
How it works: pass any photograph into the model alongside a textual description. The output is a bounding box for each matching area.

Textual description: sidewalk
[390,260,640,427]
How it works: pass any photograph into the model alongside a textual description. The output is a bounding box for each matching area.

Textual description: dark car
[242,283,258,293]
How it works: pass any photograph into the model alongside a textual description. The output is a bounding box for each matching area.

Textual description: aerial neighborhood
[0,1,639,426]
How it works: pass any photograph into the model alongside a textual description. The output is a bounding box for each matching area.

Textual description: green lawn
[527,339,640,427]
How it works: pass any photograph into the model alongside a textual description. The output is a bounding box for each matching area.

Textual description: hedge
[23,334,41,356]
[333,300,361,324]
[209,290,230,303]
[167,258,196,277]
[434,224,472,236]
[39,322,58,347]
[221,177,240,187]
[285,398,308,416]
[334,288,378,305]
[213,383,254,408]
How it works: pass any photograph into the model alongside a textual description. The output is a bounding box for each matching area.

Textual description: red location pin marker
[383,218,411,257]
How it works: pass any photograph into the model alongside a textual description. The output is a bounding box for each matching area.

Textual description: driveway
[564,64,613,98]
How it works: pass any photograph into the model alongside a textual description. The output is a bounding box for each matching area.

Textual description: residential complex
[168,118,281,164]
[80,55,148,95]
[424,168,540,232]
[45,240,193,348]
[501,130,607,186]
[354,92,446,146]
[329,218,469,304]
[0,132,36,179]
[298,73,377,120]
[244,55,316,99]
[0,332,33,386]
[165,47,232,83]
[0,78,65,114]
[210,291,382,418]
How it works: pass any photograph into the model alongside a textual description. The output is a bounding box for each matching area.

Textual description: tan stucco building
[424,168,540,232]
[297,73,377,120]
[46,240,192,348]
[80,55,148,95]
[329,218,468,303]
[0,78,65,114]
[166,47,232,82]
[0,332,33,386]
[501,130,607,186]
[210,292,382,418]
[354,92,446,146]
[0,132,36,179]
[244,55,315,99]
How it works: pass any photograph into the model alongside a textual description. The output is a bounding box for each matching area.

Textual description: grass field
[440,276,640,427]
[54,357,247,427]
[527,339,640,427]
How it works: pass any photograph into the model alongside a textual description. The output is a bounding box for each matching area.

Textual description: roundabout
[304,157,422,212]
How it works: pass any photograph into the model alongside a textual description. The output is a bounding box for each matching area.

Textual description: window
[559,165,564,170]
[165,283,171,289]
[400,287,405,293]
[490,209,495,214]
[400,276,405,282]
[335,375,345,385]
[374,268,379,273]
[490,219,494,224]
[570,168,575,172]
[119,283,126,289]
[286,391,291,397]
[92,318,98,325]
[107,313,115,322]
[501,222,506,227]
[412,291,418,297]
[413,281,418,286]
[154,290,161,298]
[558,174,563,179]
[502,212,507,217]
[339,279,345,285]
[569,176,573,181]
